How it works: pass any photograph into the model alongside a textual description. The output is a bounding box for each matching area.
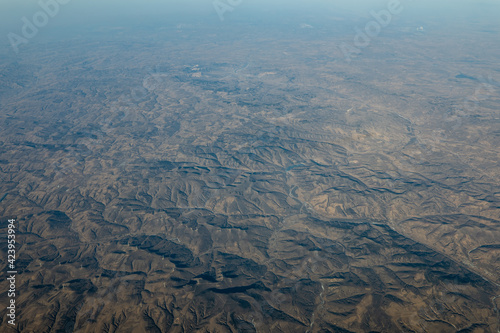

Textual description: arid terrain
[0,6,499,332]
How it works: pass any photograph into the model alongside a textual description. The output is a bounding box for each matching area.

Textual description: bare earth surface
[0,15,499,333]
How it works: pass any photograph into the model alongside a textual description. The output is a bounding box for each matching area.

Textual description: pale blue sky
[1,0,498,48]
[2,0,499,24]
